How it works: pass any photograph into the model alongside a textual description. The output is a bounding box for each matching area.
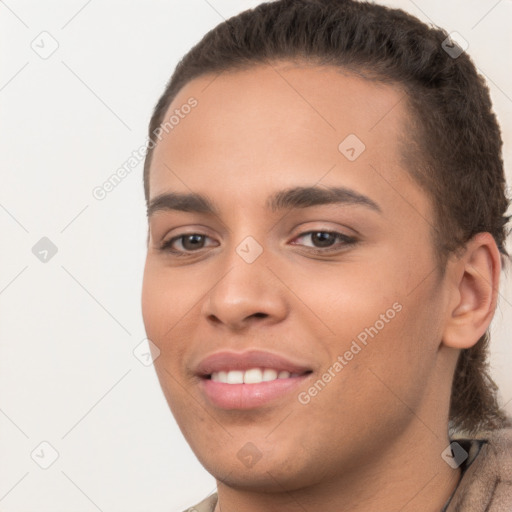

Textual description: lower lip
[200,375,310,410]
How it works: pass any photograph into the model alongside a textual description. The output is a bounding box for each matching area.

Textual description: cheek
[141,260,200,387]
[141,260,194,342]
[292,255,437,402]
[141,265,165,343]
[141,265,189,403]
[292,258,401,344]
[141,267,195,425]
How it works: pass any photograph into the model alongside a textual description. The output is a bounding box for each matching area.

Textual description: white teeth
[211,368,298,384]
[226,370,244,384]
[262,368,278,381]
[244,368,263,384]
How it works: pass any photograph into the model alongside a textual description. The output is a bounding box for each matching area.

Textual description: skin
[141,61,501,512]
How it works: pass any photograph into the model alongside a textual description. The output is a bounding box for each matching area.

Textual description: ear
[442,232,501,349]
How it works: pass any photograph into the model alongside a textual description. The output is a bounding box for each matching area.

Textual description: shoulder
[447,427,512,511]
[182,493,218,512]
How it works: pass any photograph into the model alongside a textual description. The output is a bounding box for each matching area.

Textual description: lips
[194,350,313,410]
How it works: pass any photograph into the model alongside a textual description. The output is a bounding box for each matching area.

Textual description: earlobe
[442,232,501,350]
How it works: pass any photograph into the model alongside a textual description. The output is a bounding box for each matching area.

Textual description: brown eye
[291,230,357,253]
[160,233,215,255]
[180,234,207,251]
[310,232,337,247]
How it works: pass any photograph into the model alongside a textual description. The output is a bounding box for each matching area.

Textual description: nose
[201,249,289,331]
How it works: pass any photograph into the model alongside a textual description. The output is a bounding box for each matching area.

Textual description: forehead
[148,61,430,222]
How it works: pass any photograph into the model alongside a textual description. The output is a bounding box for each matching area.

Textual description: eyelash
[159,230,357,257]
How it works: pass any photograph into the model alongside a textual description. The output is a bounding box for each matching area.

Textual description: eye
[159,229,357,257]
[159,233,217,255]
[291,230,357,253]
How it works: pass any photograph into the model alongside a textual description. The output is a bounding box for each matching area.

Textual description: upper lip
[195,350,313,377]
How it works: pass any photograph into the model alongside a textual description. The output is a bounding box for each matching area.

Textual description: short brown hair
[143,0,512,435]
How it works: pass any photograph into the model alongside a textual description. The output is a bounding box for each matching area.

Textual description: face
[141,62,455,491]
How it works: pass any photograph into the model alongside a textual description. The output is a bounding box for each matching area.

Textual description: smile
[195,350,314,409]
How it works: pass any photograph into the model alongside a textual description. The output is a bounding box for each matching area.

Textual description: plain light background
[1,1,511,510]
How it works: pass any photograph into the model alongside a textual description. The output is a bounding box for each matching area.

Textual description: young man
[141,0,512,510]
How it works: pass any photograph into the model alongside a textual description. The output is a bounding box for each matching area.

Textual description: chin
[194,444,323,493]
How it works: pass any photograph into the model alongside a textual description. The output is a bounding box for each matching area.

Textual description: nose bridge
[219,214,271,281]
[202,228,287,328]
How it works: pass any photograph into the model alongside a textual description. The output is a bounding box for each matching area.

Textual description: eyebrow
[147,185,382,218]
